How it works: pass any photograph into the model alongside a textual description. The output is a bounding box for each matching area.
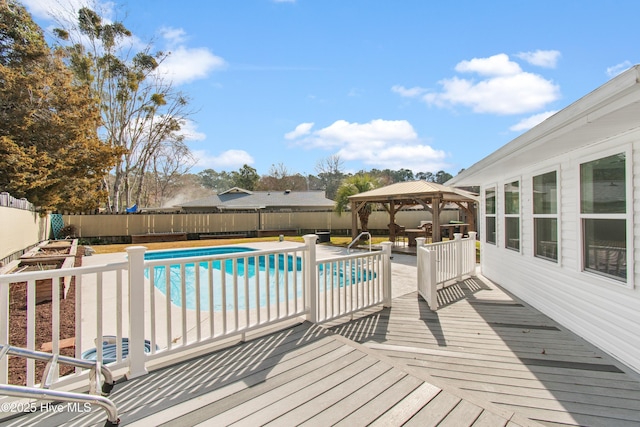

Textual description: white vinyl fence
[0,235,392,389]
[417,232,477,310]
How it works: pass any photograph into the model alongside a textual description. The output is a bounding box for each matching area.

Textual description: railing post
[126,246,149,379]
[469,232,478,276]
[415,237,426,248]
[0,281,8,383]
[454,233,463,282]
[380,241,393,307]
[303,235,318,323]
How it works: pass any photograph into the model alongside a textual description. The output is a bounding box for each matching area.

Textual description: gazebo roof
[348,180,478,204]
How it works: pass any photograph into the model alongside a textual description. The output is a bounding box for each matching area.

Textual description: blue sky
[23,0,640,177]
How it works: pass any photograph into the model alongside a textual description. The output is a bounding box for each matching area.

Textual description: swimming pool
[145,246,304,311]
[145,246,377,311]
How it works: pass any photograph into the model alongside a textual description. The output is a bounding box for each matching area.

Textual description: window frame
[503,178,521,252]
[484,186,497,245]
[532,168,560,263]
[577,146,633,288]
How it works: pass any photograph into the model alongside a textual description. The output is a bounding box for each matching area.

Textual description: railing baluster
[165,264,172,350]
[208,261,214,338]
[26,279,36,387]
[195,261,202,342]
[244,256,250,328]
[148,268,156,356]
[221,259,227,334]
[180,263,187,346]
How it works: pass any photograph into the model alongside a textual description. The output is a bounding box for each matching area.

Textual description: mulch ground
[7,249,81,385]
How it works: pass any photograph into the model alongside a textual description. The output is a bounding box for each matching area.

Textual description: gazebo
[348,181,479,243]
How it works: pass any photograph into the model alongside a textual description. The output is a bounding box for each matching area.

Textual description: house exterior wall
[477,130,640,372]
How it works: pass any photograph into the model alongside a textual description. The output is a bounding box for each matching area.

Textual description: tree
[0,1,118,211]
[334,174,379,233]
[231,164,260,190]
[435,170,453,184]
[54,7,195,212]
[315,154,345,200]
[198,169,234,191]
[416,171,435,182]
[257,163,307,191]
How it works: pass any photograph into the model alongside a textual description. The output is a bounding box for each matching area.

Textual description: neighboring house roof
[178,188,335,210]
[348,180,479,204]
[447,65,640,187]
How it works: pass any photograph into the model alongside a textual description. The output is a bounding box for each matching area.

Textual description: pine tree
[0,1,118,211]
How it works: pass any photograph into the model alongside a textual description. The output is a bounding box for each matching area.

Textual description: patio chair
[421,222,433,243]
[388,223,407,247]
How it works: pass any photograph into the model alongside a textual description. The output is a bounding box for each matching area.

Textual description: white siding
[478,131,640,373]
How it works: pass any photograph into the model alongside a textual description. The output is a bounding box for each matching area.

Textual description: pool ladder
[347,232,372,253]
[0,344,119,426]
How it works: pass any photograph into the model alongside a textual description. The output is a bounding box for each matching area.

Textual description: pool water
[145,246,377,311]
[146,247,303,310]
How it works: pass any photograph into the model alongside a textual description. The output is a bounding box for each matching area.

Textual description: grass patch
[89,235,392,254]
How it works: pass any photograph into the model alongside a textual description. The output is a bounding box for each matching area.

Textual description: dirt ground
[7,249,81,386]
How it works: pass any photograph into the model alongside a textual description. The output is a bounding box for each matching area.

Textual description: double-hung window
[485,187,496,244]
[533,171,558,261]
[504,181,520,251]
[580,152,627,282]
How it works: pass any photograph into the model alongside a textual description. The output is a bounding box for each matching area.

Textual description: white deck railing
[315,242,392,323]
[417,232,477,310]
[0,235,392,389]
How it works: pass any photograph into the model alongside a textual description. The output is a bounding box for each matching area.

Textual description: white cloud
[515,50,561,68]
[194,149,255,169]
[22,0,98,20]
[159,27,188,46]
[607,61,632,77]
[455,54,522,76]
[285,122,314,140]
[156,46,226,85]
[509,111,557,132]
[178,119,206,141]
[419,54,560,115]
[392,85,428,98]
[286,119,448,173]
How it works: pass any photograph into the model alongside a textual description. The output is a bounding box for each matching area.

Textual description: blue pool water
[145,246,377,311]
[145,247,304,310]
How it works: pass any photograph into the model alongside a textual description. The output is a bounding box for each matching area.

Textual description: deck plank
[0,320,518,427]
[402,391,461,426]
[330,278,640,427]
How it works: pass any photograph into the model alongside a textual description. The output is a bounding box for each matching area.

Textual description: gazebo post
[432,195,441,242]
[389,202,396,243]
[350,201,358,240]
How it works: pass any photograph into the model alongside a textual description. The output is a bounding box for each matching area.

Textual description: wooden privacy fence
[61,210,461,238]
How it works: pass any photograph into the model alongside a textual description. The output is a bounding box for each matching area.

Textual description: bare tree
[53,6,196,211]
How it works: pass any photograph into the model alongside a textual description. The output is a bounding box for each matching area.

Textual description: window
[533,171,558,261]
[580,153,627,281]
[504,181,520,251]
[485,188,496,244]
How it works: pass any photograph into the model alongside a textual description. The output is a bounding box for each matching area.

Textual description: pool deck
[3,242,640,426]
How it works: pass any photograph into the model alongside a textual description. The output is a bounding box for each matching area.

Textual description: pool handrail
[347,232,372,253]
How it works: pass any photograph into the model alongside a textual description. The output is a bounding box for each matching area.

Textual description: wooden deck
[330,276,640,427]
[1,320,535,427]
[2,274,640,426]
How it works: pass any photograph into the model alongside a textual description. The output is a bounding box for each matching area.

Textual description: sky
[21,0,640,178]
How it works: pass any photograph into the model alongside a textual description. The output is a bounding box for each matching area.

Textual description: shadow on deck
[3,275,640,426]
[0,319,530,427]
[330,276,640,427]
